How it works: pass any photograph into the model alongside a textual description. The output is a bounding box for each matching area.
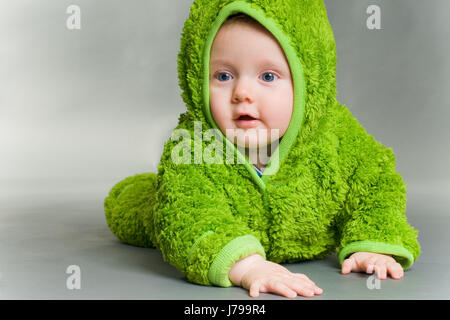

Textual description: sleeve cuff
[208,235,266,287]
[338,240,415,270]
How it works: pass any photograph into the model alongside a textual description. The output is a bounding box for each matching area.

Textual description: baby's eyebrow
[211,59,281,68]
[210,58,289,75]
[257,58,278,66]
[256,59,288,71]
[210,59,233,67]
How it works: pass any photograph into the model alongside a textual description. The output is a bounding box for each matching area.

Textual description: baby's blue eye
[216,72,232,82]
[261,72,278,82]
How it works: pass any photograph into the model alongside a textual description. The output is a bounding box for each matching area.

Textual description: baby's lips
[235,111,258,120]
[237,114,256,120]
[235,118,260,128]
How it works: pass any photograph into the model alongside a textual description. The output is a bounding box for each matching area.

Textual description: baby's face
[209,21,293,149]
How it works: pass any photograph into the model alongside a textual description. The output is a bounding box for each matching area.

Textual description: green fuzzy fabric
[104,173,158,248]
[104,0,420,287]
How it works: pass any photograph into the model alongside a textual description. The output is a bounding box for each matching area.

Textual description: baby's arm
[341,252,404,279]
[228,254,323,298]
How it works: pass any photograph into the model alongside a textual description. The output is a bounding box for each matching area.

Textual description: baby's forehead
[212,23,287,67]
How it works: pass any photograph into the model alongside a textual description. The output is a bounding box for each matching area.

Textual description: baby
[210,13,403,298]
[104,0,420,300]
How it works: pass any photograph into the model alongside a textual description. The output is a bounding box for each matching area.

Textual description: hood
[176,0,338,190]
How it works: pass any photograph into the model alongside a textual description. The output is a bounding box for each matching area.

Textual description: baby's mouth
[235,115,259,128]
[237,115,256,120]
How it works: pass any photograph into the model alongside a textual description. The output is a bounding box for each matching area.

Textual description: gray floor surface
[1,181,449,300]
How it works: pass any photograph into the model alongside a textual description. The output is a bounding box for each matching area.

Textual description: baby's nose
[232,81,254,104]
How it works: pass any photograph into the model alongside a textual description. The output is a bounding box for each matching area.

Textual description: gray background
[0,0,449,300]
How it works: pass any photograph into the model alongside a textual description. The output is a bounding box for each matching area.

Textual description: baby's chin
[234,136,280,150]
[235,139,267,149]
[224,127,282,150]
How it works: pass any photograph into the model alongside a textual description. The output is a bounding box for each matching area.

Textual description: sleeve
[152,150,266,287]
[334,107,421,270]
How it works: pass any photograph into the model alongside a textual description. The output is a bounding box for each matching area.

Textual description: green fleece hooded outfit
[104,0,420,287]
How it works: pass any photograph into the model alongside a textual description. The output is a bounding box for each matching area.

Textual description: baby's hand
[229,254,323,298]
[341,252,404,279]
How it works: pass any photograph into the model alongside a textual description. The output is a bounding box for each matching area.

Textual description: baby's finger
[387,262,404,279]
[341,257,356,274]
[249,282,261,298]
[289,279,318,296]
[363,256,378,274]
[373,264,387,280]
[268,280,297,298]
[291,275,322,294]
[290,282,315,297]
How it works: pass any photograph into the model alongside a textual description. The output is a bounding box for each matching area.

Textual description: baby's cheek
[210,104,227,129]
[268,114,291,138]
[264,102,292,134]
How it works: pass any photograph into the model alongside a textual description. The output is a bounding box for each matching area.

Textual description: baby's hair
[222,12,267,33]
[225,13,256,23]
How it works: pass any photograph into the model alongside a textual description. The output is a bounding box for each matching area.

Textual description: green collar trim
[202,1,306,192]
